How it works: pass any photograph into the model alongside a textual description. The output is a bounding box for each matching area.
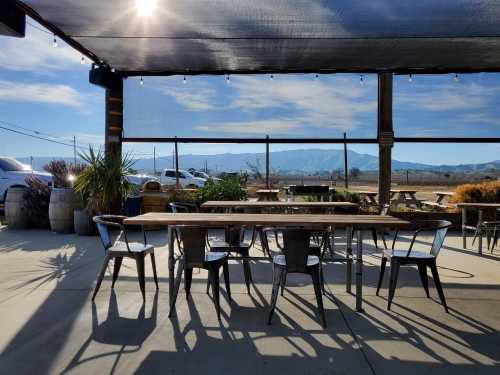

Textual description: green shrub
[195,177,247,204]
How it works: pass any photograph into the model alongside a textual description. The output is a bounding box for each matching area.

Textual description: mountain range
[19,149,500,174]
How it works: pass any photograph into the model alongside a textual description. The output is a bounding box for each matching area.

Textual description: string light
[140,76,144,85]
[408,74,413,83]
[183,75,187,84]
[314,74,319,80]
[454,73,459,82]
[270,74,274,80]
[359,75,364,84]
[111,68,116,73]
[226,74,231,84]
[52,35,58,48]
[80,56,85,64]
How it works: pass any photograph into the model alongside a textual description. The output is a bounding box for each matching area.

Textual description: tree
[349,167,361,179]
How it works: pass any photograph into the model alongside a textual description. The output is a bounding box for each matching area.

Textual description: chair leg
[135,253,146,302]
[417,264,430,298]
[184,267,193,300]
[111,256,123,289]
[242,249,252,294]
[430,261,448,313]
[381,232,388,249]
[387,259,400,311]
[222,261,232,301]
[150,253,159,289]
[268,265,282,325]
[371,228,378,249]
[311,267,327,328]
[376,257,387,296]
[168,259,184,317]
[92,254,111,301]
[209,267,221,320]
[319,264,326,295]
[280,270,287,296]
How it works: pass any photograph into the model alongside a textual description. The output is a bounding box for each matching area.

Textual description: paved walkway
[0,226,499,374]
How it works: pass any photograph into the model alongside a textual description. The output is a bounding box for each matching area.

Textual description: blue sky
[1,21,500,165]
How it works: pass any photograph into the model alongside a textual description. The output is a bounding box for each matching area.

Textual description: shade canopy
[12,0,500,75]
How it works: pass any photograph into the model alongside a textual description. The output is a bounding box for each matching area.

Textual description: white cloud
[196,119,303,135]
[0,23,83,73]
[462,113,500,126]
[0,80,84,107]
[157,84,217,111]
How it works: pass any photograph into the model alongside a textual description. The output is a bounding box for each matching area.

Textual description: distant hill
[17,149,500,174]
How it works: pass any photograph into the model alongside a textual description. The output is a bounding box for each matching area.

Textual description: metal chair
[92,215,158,302]
[168,226,231,320]
[266,228,327,328]
[376,220,452,312]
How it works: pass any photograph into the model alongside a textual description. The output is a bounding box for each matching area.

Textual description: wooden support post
[377,73,394,209]
[175,137,180,189]
[344,132,349,189]
[266,135,270,188]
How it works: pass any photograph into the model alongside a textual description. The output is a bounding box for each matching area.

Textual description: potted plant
[45,160,85,233]
[74,146,135,231]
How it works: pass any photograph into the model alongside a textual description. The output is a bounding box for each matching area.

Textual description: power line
[0,119,73,142]
[26,21,52,35]
[0,124,86,150]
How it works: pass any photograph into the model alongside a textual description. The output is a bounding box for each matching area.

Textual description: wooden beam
[105,79,123,157]
[0,1,25,37]
[377,73,393,209]
[175,138,180,189]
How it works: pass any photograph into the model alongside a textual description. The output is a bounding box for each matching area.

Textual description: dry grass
[450,181,500,203]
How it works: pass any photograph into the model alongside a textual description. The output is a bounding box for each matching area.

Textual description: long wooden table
[456,203,500,255]
[125,213,409,312]
[201,200,358,213]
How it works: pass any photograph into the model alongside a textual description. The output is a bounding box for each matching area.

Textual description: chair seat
[205,252,228,262]
[383,249,434,259]
[273,254,320,267]
[109,242,154,254]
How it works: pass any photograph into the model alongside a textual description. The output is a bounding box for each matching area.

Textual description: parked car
[0,157,53,202]
[188,169,221,181]
[160,169,206,188]
[125,174,158,187]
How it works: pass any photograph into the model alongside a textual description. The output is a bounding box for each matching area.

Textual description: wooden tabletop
[456,203,500,208]
[201,201,358,208]
[434,191,454,196]
[391,189,417,194]
[256,189,280,193]
[124,213,409,229]
[355,191,378,195]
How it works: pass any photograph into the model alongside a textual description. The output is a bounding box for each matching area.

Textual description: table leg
[346,227,352,294]
[478,209,483,256]
[355,229,363,312]
[462,207,467,249]
[167,226,175,307]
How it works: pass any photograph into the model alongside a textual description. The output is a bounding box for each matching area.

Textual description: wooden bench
[421,201,449,211]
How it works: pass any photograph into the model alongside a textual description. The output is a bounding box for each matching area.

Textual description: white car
[125,174,158,187]
[190,170,221,181]
[160,169,206,188]
[0,157,53,202]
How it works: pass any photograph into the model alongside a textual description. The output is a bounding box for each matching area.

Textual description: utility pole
[172,149,175,168]
[343,132,349,189]
[174,137,179,189]
[73,136,77,165]
[266,135,270,188]
[153,146,156,175]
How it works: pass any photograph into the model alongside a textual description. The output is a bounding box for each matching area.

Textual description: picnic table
[422,191,455,211]
[355,191,378,206]
[124,212,409,312]
[391,189,419,207]
[256,189,280,201]
[456,203,500,255]
[201,200,358,213]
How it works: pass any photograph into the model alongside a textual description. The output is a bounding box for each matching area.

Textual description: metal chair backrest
[93,215,126,251]
[179,226,207,267]
[281,228,312,273]
[170,202,198,213]
[380,204,390,216]
[430,220,452,257]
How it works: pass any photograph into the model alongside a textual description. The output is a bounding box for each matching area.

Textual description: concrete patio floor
[0,225,499,374]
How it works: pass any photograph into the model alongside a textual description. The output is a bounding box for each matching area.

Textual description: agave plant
[74,146,135,214]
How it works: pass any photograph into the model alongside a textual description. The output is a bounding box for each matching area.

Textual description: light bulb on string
[314,74,319,81]
[226,74,231,84]
[111,68,116,73]
[360,75,364,85]
[270,74,274,81]
[454,73,459,82]
[140,76,144,85]
[52,35,58,48]
[183,75,187,84]
[408,74,413,83]
[80,56,85,65]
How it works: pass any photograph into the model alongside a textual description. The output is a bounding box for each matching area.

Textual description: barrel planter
[74,208,95,235]
[5,187,29,229]
[49,188,82,233]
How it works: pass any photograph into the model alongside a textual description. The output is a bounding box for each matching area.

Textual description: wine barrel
[49,188,82,233]
[5,187,29,229]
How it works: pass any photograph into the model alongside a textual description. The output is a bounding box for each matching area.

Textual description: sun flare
[135,0,157,17]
